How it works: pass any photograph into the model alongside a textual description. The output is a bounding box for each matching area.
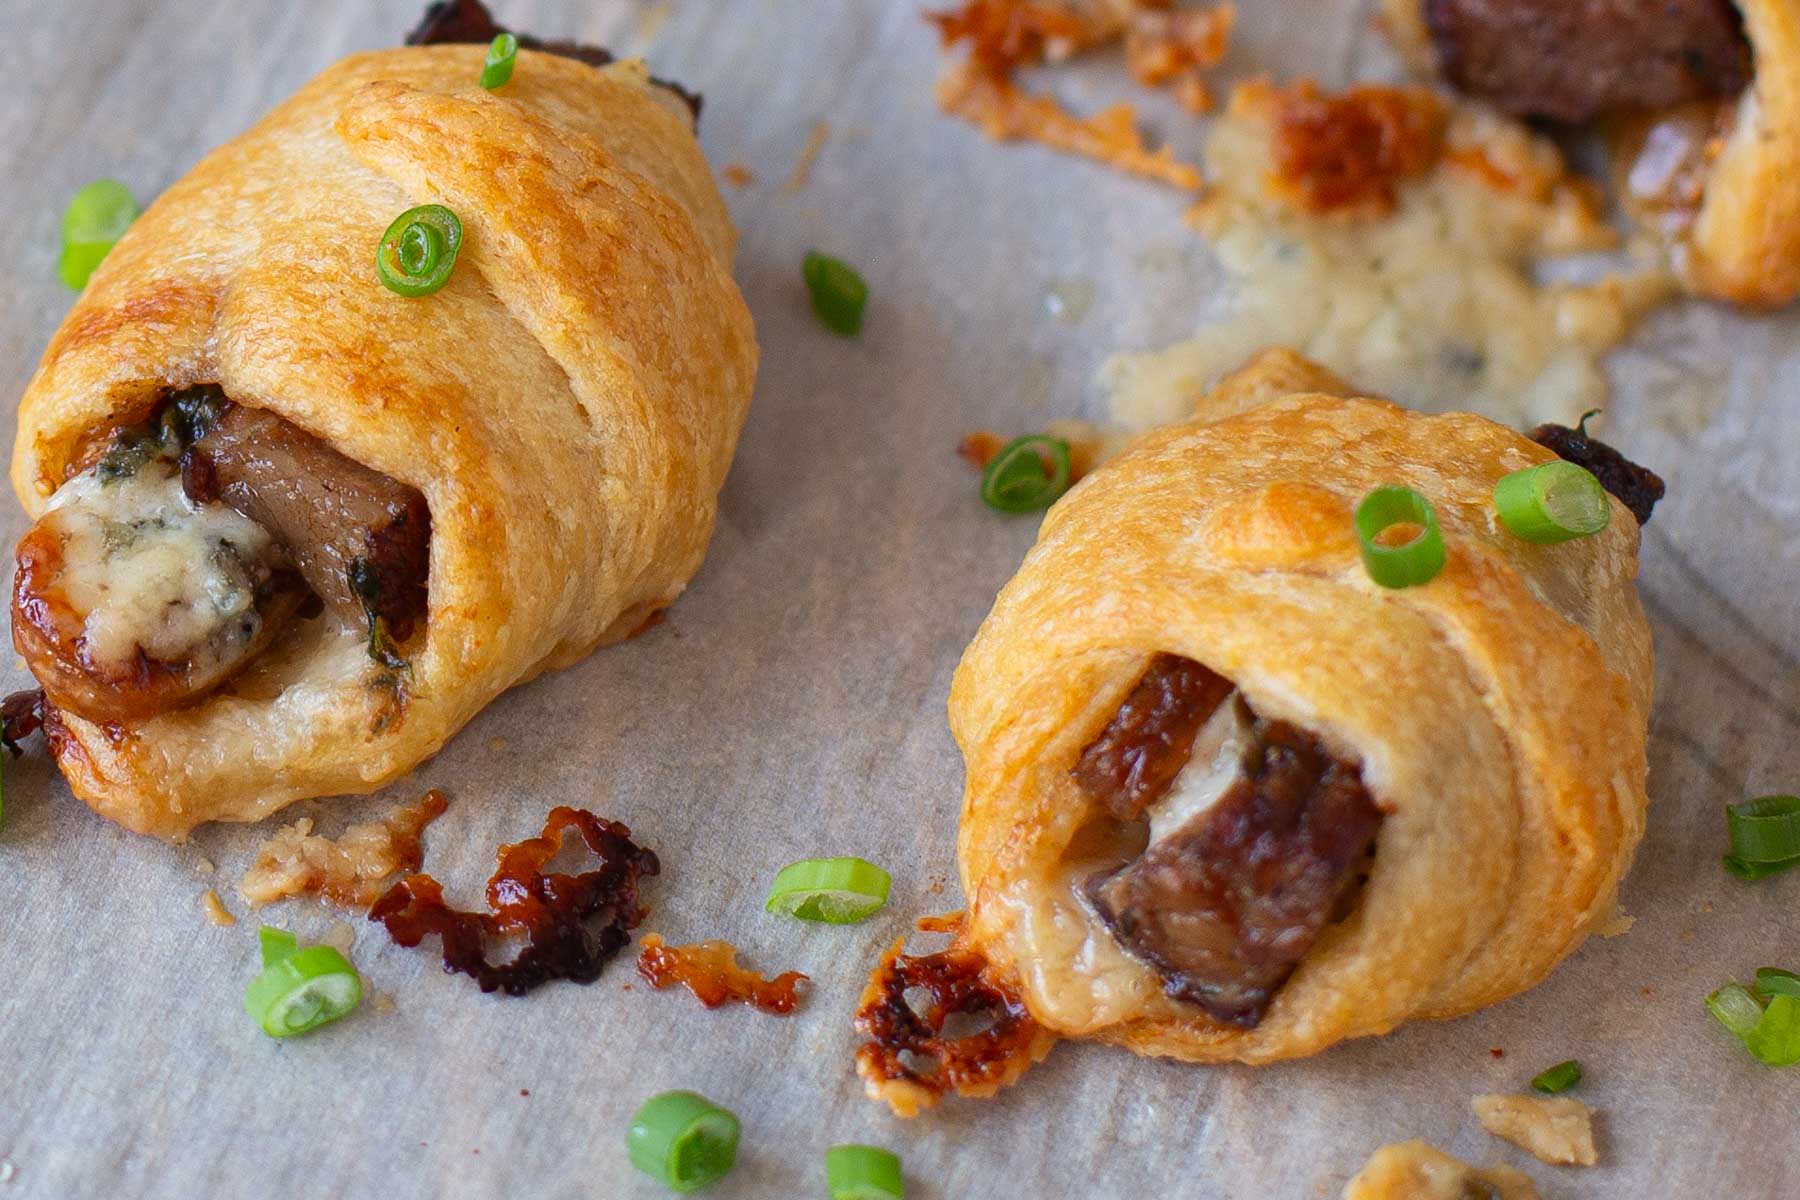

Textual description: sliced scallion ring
[1723,854,1797,881]
[1706,982,1765,1039]
[1529,1059,1581,1094]
[1725,794,1800,864]
[1494,461,1611,544]
[376,204,463,297]
[626,1090,740,1193]
[58,179,140,289]
[1755,967,1800,1001]
[826,1144,905,1200]
[1744,994,1800,1067]
[1354,486,1446,589]
[481,32,518,89]
[765,856,891,924]
[802,250,868,336]
[258,925,299,968]
[981,435,1072,514]
[243,944,362,1038]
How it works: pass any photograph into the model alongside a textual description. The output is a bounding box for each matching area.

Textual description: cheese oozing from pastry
[44,458,278,672]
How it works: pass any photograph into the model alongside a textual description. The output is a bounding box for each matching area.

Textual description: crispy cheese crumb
[200,889,236,927]
[1343,1140,1541,1200]
[785,121,831,193]
[1472,1094,1599,1167]
[239,790,448,909]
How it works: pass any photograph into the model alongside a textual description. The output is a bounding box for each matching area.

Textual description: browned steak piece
[1425,0,1751,123]
[1073,653,1235,821]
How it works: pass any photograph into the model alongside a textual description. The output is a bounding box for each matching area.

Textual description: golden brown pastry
[1385,0,1800,306]
[9,44,755,837]
[932,350,1652,1075]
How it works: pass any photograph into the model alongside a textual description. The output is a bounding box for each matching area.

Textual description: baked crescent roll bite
[10,38,756,837]
[1385,0,1800,307]
[859,351,1656,1112]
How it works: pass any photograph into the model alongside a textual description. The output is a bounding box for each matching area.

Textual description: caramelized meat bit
[854,915,1058,1117]
[1529,419,1665,526]
[1073,653,1234,821]
[636,934,809,1015]
[369,806,658,996]
[240,790,449,908]
[1,689,46,756]
[1425,0,1751,124]
[1268,81,1446,216]
[1086,716,1383,1026]
[184,403,430,641]
[407,0,703,120]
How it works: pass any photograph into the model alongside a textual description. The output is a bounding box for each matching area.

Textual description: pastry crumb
[239,790,447,908]
[1473,1093,1599,1167]
[1598,905,1635,937]
[784,120,830,193]
[200,889,236,927]
[1343,1140,1540,1199]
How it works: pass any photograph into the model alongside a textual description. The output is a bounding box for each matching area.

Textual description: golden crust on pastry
[948,350,1650,1063]
[12,48,756,836]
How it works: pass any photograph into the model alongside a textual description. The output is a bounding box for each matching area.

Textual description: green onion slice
[981,435,1072,514]
[626,1091,739,1193]
[1706,982,1765,1039]
[802,250,868,336]
[1725,795,1800,864]
[765,856,892,924]
[58,179,140,289]
[1755,968,1800,1001]
[258,925,299,968]
[1354,486,1446,588]
[1745,994,1800,1067]
[376,204,463,297]
[826,1144,905,1200]
[480,33,518,89]
[1723,854,1797,880]
[1529,1059,1582,1094]
[1494,461,1611,544]
[243,944,361,1038]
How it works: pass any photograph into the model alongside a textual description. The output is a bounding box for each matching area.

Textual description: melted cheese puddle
[46,459,276,671]
[1103,96,1674,433]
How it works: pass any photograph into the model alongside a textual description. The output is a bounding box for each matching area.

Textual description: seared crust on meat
[10,47,755,835]
[948,349,1651,1063]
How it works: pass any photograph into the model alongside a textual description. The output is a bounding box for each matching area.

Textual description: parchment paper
[0,3,1796,1197]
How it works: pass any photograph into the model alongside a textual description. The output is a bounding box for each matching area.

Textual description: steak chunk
[1425,0,1751,123]
[1086,702,1383,1027]
[1529,419,1666,526]
[1073,653,1235,821]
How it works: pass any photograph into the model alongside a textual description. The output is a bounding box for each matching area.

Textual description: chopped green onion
[1354,486,1446,589]
[1745,994,1800,1067]
[981,435,1072,514]
[1723,854,1797,881]
[1755,968,1800,1001]
[58,179,140,289]
[1725,795,1800,864]
[627,1091,739,1193]
[826,1145,905,1200]
[258,925,299,968]
[1706,982,1765,1039]
[480,33,518,89]
[1529,1060,1582,1094]
[765,856,891,924]
[802,250,868,336]
[376,204,463,297]
[1494,461,1611,544]
[243,944,361,1038]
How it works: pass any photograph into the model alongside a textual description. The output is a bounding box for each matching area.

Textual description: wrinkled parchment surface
[0,2,1795,1197]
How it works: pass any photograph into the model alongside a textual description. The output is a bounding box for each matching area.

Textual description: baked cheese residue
[45,460,276,671]
[239,790,448,909]
[200,889,237,927]
[1472,1093,1599,1167]
[1343,1140,1541,1200]
[1103,79,1676,433]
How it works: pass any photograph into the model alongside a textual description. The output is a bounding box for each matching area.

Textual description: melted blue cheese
[45,458,276,671]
